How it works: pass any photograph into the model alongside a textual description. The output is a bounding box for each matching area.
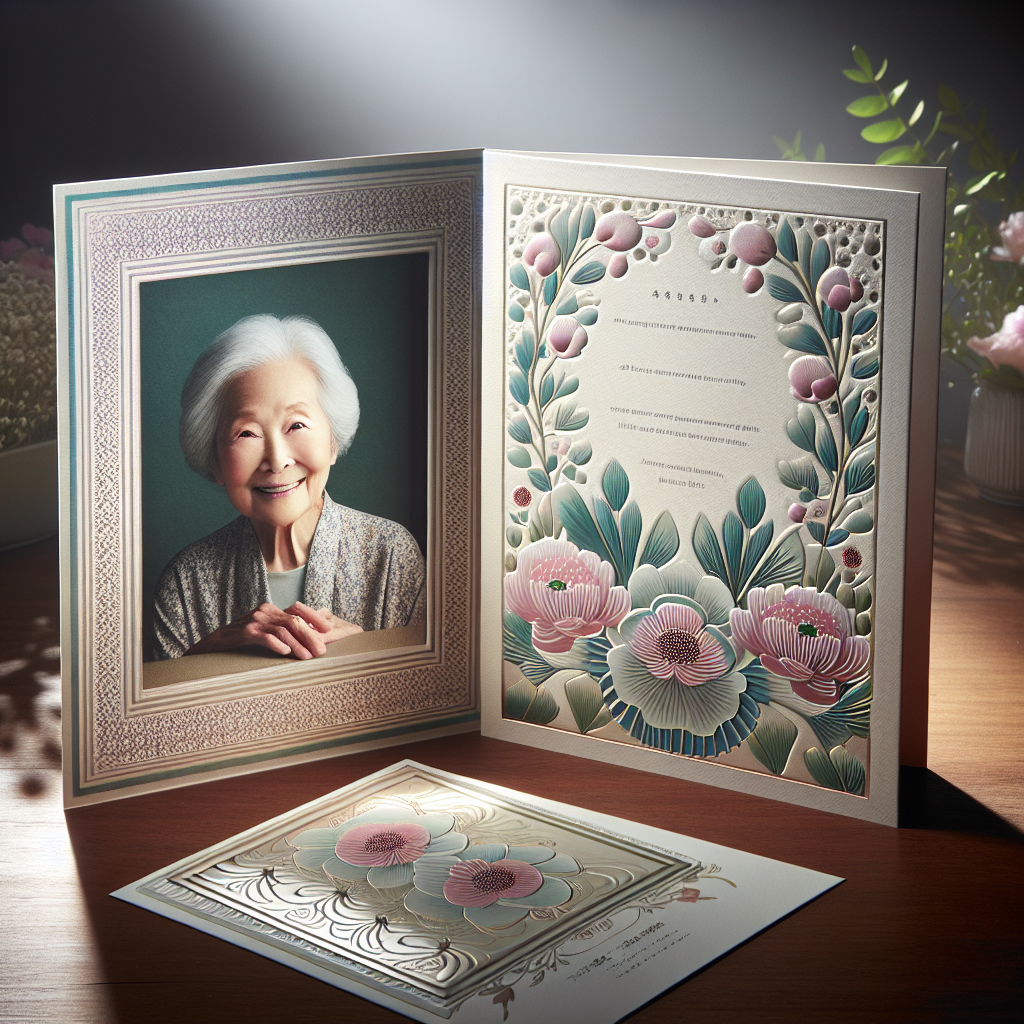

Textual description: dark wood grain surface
[1,447,1021,1023]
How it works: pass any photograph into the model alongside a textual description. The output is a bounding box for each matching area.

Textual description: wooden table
[1,448,1021,1022]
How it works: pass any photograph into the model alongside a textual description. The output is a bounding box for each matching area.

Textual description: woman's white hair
[179,314,360,481]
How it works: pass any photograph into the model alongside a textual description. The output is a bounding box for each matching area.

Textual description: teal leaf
[766,274,804,303]
[849,406,869,446]
[814,547,836,591]
[826,527,850,546]
[566,202,582,256]
[747,705,798,775]
[543,270,558,306]
[748,529,804,593]
[851,308,878,336]
[539,372,555,406]
[509,367,529,405]
[593,497,626,583]
[722,513,744,589]
[556,294,579,315]
[692,512,728,583]
[740,521,773,583]
[508,302,525,322]
[502,612,560,684]
[845,450,875,494]
[821,303,842,341]
[554,375,579,399]
[565,674,613,734]
[851,351,879,379]
[778,456,819,493]
[552,485,615,569]
[507,445,532,469]
[786,405,817,453]
[567,440,592,465]
[580,203,596,241]
[778,321,829,355]
[576,306,598,326]
[514,331,535,374]
[508,415,531,444]
[737,476,766,528]
[602,459,629,511]
[798,227,812,280]
[571,261,607,285]
[527,468,551,493]
[777,218,797,262]
[506,524,522,546]
[554,399,589,431]
[816,422,838,474]
[620,500,642,571]
[509,262,529,290]
[505,679,559,724]
[638,510,679,568]
[550,206,570,267]
[546,454,557,472]
[806,520,825,544]
[810,238,830,291]
[842,509,873,533]
[563,464,576,481]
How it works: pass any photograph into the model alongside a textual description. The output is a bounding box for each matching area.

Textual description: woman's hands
[184,601,362,659]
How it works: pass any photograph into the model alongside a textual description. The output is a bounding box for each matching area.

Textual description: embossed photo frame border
[57,153,482,806]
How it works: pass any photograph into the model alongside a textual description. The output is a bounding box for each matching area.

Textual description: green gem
[547,579,567,591]
[797,622,818,637]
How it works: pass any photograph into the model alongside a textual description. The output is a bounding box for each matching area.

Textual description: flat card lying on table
[112,761,840,1022]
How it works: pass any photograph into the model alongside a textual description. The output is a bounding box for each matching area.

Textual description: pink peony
[335,822,432,867]
[548,315,588,358]
[967,305,1024,373]
[816,267,864,313]
[594,210,642,251]
[729,221,777,267]
[991,212,1024,264]
[442,858,543,908]
[789,354,838,402]
[730,585,871,706]
[523,233,561,277]
[622,600,731,686]
[505,538,630,653]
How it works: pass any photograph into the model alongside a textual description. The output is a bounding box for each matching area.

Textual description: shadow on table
[899,766,1023,840]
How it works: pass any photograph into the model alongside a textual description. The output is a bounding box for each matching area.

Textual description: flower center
[656,628,701,664]
[547,579,567,590]
[472,867,516,893]
[797,622,819,637]
[363,830,407,854]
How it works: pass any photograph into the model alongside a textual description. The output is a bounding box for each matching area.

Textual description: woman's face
[214,357,338,529]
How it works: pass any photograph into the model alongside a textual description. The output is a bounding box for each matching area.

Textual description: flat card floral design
[499,188,883,805]
[112,761,841,1023]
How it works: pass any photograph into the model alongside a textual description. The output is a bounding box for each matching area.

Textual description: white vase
[0,439,58,551]
[963,381,1024,506]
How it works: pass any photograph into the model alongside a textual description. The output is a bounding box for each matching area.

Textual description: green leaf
[620,500,642,573]
[602,459,630,511]
[862,119,906,143]
[543,270,558,306]
[527,468,551,493]
[565,674,612,734]
[509,367,529,405]
[747,529,804,593]
[515,330,535,373]
[546,454,557,473]
[571,261,607,285]
[567,440,592,465]
[847,95,888,117]
[876,144,920,165]
[554,399,589,431]
[503,612,560,684]
[816,422,838,474]
[740,520,774,584]
[508,302,525,322]
[937,84,960,112]
[786,404,817,453]
[852,45,873,76]
[509,262,529,290]
[563,464,576,481]
[814,547,836,591]
[813,143,826,162]
[638,510,679,568]
[747,705,798,775]
[507,445,532,468]
[505,679,559,725]
[556,293,578,315]
[593,498,626,583]
[804,746,845,790]
[551,485,616,573]
[826,528,850,546]
[888,79,908,104]
[766,274,805,303]
[549,205,570,269]
[778,456,820,493]
[737,476,767,528]
[805,520,825,545]
[907,99,924,126]
[778,321,829,356]
[821,304,842,341]
[777,218,797,261]
[692,513,728,583]
[843,68,871,83]
[965,170,1001,195]
[831,747,867,795]
[874,58,887,81]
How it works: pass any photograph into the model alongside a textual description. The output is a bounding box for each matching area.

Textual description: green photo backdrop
[140,253,429,621]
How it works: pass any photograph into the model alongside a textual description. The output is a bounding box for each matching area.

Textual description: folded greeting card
[112,761,842,1022]
[56,151,944,823]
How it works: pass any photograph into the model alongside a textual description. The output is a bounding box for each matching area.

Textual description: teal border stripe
[65,154,482,796]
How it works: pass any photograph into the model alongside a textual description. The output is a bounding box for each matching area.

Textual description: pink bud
[523,233,561,277]
[730,221,777,267]
[608,252,628,278]
[688,215,716,238]
[549,316,589,358]
[742,267,764,293]
[642,210,677,229]
[789,504,807,523]
[595,211,642,251]
[789,354,838,403]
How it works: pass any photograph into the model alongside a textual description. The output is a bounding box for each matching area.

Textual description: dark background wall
[3,0,1020,444]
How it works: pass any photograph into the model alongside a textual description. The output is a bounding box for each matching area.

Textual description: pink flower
[21,224,53,249]
[991,212,1024,264]
[0,237,27,261]
[816,267,864,313]
[789,354,838,402]
[442,858,543,908]
[513,486,532,507]
[594,210,642,251]
[335,821,432,867]
[743,267,764,293]
[788,503,808,523]
[641,210,677,229]
[730,585,871,706]
[622,600,731,686]
[505,538,630,653]
[842,547,863,569]
[688,215,716,238]
[730,222,777,267]
[967,305,1024,374]
[17,249,54,283]
[674,887,701,903]
[523,233,561,277]
[549,315,588,358]
[640,227,671,255]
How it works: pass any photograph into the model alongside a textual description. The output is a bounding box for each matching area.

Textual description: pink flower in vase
[967,305,1024,374]
[991,212,1024,264]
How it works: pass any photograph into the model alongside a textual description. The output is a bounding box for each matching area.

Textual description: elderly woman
[150,314,426,661]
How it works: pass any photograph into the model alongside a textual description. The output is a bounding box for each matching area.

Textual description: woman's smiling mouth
[253,479,305,497]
